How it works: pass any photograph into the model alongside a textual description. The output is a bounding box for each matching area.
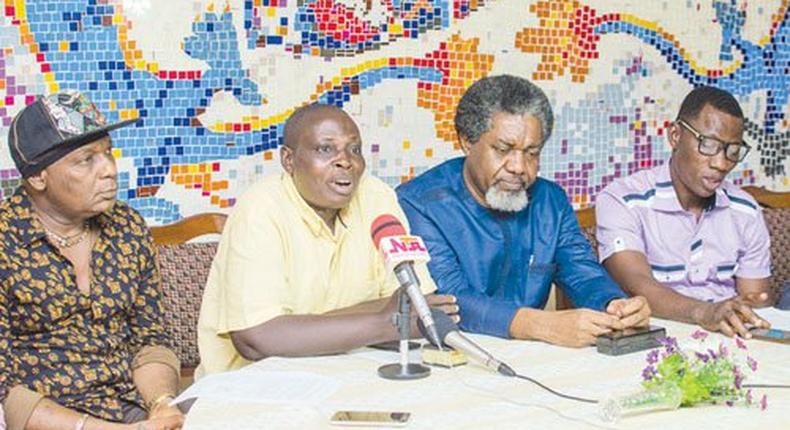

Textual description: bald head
[279,103,365,228]
[283,104,354,149]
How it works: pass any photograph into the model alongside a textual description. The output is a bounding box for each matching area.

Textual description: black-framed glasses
[677,119,751,163]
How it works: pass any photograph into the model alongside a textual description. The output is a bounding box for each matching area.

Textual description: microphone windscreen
[417,308,458,346]
[370,214,407,249]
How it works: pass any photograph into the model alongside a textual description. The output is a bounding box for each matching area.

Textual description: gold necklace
[43,223,90,248]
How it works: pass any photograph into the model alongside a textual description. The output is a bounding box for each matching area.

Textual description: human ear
[280,145,294,174]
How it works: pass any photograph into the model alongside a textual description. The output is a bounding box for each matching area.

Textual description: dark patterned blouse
[0,187,171,422]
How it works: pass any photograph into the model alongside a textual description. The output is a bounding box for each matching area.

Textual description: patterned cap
[8,90,138,177]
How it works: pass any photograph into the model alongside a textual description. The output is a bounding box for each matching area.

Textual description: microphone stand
[378,286,431,380]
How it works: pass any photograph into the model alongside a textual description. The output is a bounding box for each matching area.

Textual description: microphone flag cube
[378,235,431,272]
[370,214,430,272]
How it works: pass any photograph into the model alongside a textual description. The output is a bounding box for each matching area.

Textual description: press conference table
[182,309,790,430]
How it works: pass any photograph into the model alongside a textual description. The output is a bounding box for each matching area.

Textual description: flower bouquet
[600,330,766,422]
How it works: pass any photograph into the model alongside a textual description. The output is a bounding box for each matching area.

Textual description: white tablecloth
[182,309,790,429]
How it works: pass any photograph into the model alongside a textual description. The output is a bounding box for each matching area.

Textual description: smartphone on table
[749,327,790,344]
[330,410,411,427]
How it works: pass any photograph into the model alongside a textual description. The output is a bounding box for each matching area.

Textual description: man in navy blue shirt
[397,75,651,347]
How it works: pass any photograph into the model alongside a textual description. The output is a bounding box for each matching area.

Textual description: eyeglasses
[677,119,751,163]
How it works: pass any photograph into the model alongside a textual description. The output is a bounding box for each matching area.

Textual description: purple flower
[707,348,718,360]
[760,394,768,410]
[733,366,743,389]
[646,349,659,364]
[691,329,709,341]
[747,356,758,372]
[735,337,747,350]
[725,400,734,407]
[745,389,753,404]
[642,365,657,381]
[695,351,710,363]
[657,336,679,354]
[718,343,729,358]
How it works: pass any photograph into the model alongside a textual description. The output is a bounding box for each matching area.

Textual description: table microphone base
[378,363,431,380]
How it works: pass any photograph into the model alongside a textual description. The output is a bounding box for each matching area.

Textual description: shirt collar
[456,161,483,212]
[712,187,731,210]
[653,159,729,213]
[8,187,48,247]
[281,173,351,239]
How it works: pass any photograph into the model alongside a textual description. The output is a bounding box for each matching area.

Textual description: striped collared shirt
[595,161,771,302]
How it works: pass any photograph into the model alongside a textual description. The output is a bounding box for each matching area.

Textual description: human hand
[380,292,460,336]
[537,309,624,347]
[148,403,184,421]
[129,414,184,430]
[426,294,459,323]
[380,291,401,319]
[739,291,774,308]
[696,298,770,338]
[606,296,651,328]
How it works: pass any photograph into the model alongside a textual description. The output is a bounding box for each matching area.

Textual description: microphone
[370,214,442,349]
[419,309,516,377]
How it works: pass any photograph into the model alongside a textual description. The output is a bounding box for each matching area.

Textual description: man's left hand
[606,296,651,328]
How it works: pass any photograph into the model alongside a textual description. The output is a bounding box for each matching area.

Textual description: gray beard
[485,186,529,212]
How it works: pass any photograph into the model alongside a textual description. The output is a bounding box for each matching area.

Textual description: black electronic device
[596,325,666,356]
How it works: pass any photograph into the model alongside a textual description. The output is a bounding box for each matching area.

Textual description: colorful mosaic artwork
[0,0,787,223]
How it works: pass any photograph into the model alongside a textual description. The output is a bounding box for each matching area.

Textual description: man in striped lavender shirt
[596,86,774,338]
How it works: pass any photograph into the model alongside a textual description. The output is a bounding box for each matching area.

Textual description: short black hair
[677,86,744,122]
[283,103,346,148]
[454,75,553,145]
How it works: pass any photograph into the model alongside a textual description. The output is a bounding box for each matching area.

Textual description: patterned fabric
[40,90,108,136]
[156,242,217,368]
[0,187,172,422]
[763,207,789,294]
[580,224,599,258]
[9,90,137,178]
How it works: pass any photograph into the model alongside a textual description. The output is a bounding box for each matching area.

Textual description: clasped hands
[542,296,652,347]
[130,397,185,430]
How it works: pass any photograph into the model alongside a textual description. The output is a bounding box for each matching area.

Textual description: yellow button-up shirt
[197,173,436,375]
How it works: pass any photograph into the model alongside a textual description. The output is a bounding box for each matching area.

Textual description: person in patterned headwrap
[1,91,183,430]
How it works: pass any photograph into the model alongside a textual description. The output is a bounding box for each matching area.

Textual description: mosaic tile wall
[0,0,787,223]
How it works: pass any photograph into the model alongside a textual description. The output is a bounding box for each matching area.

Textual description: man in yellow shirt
[197,104,457,375]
